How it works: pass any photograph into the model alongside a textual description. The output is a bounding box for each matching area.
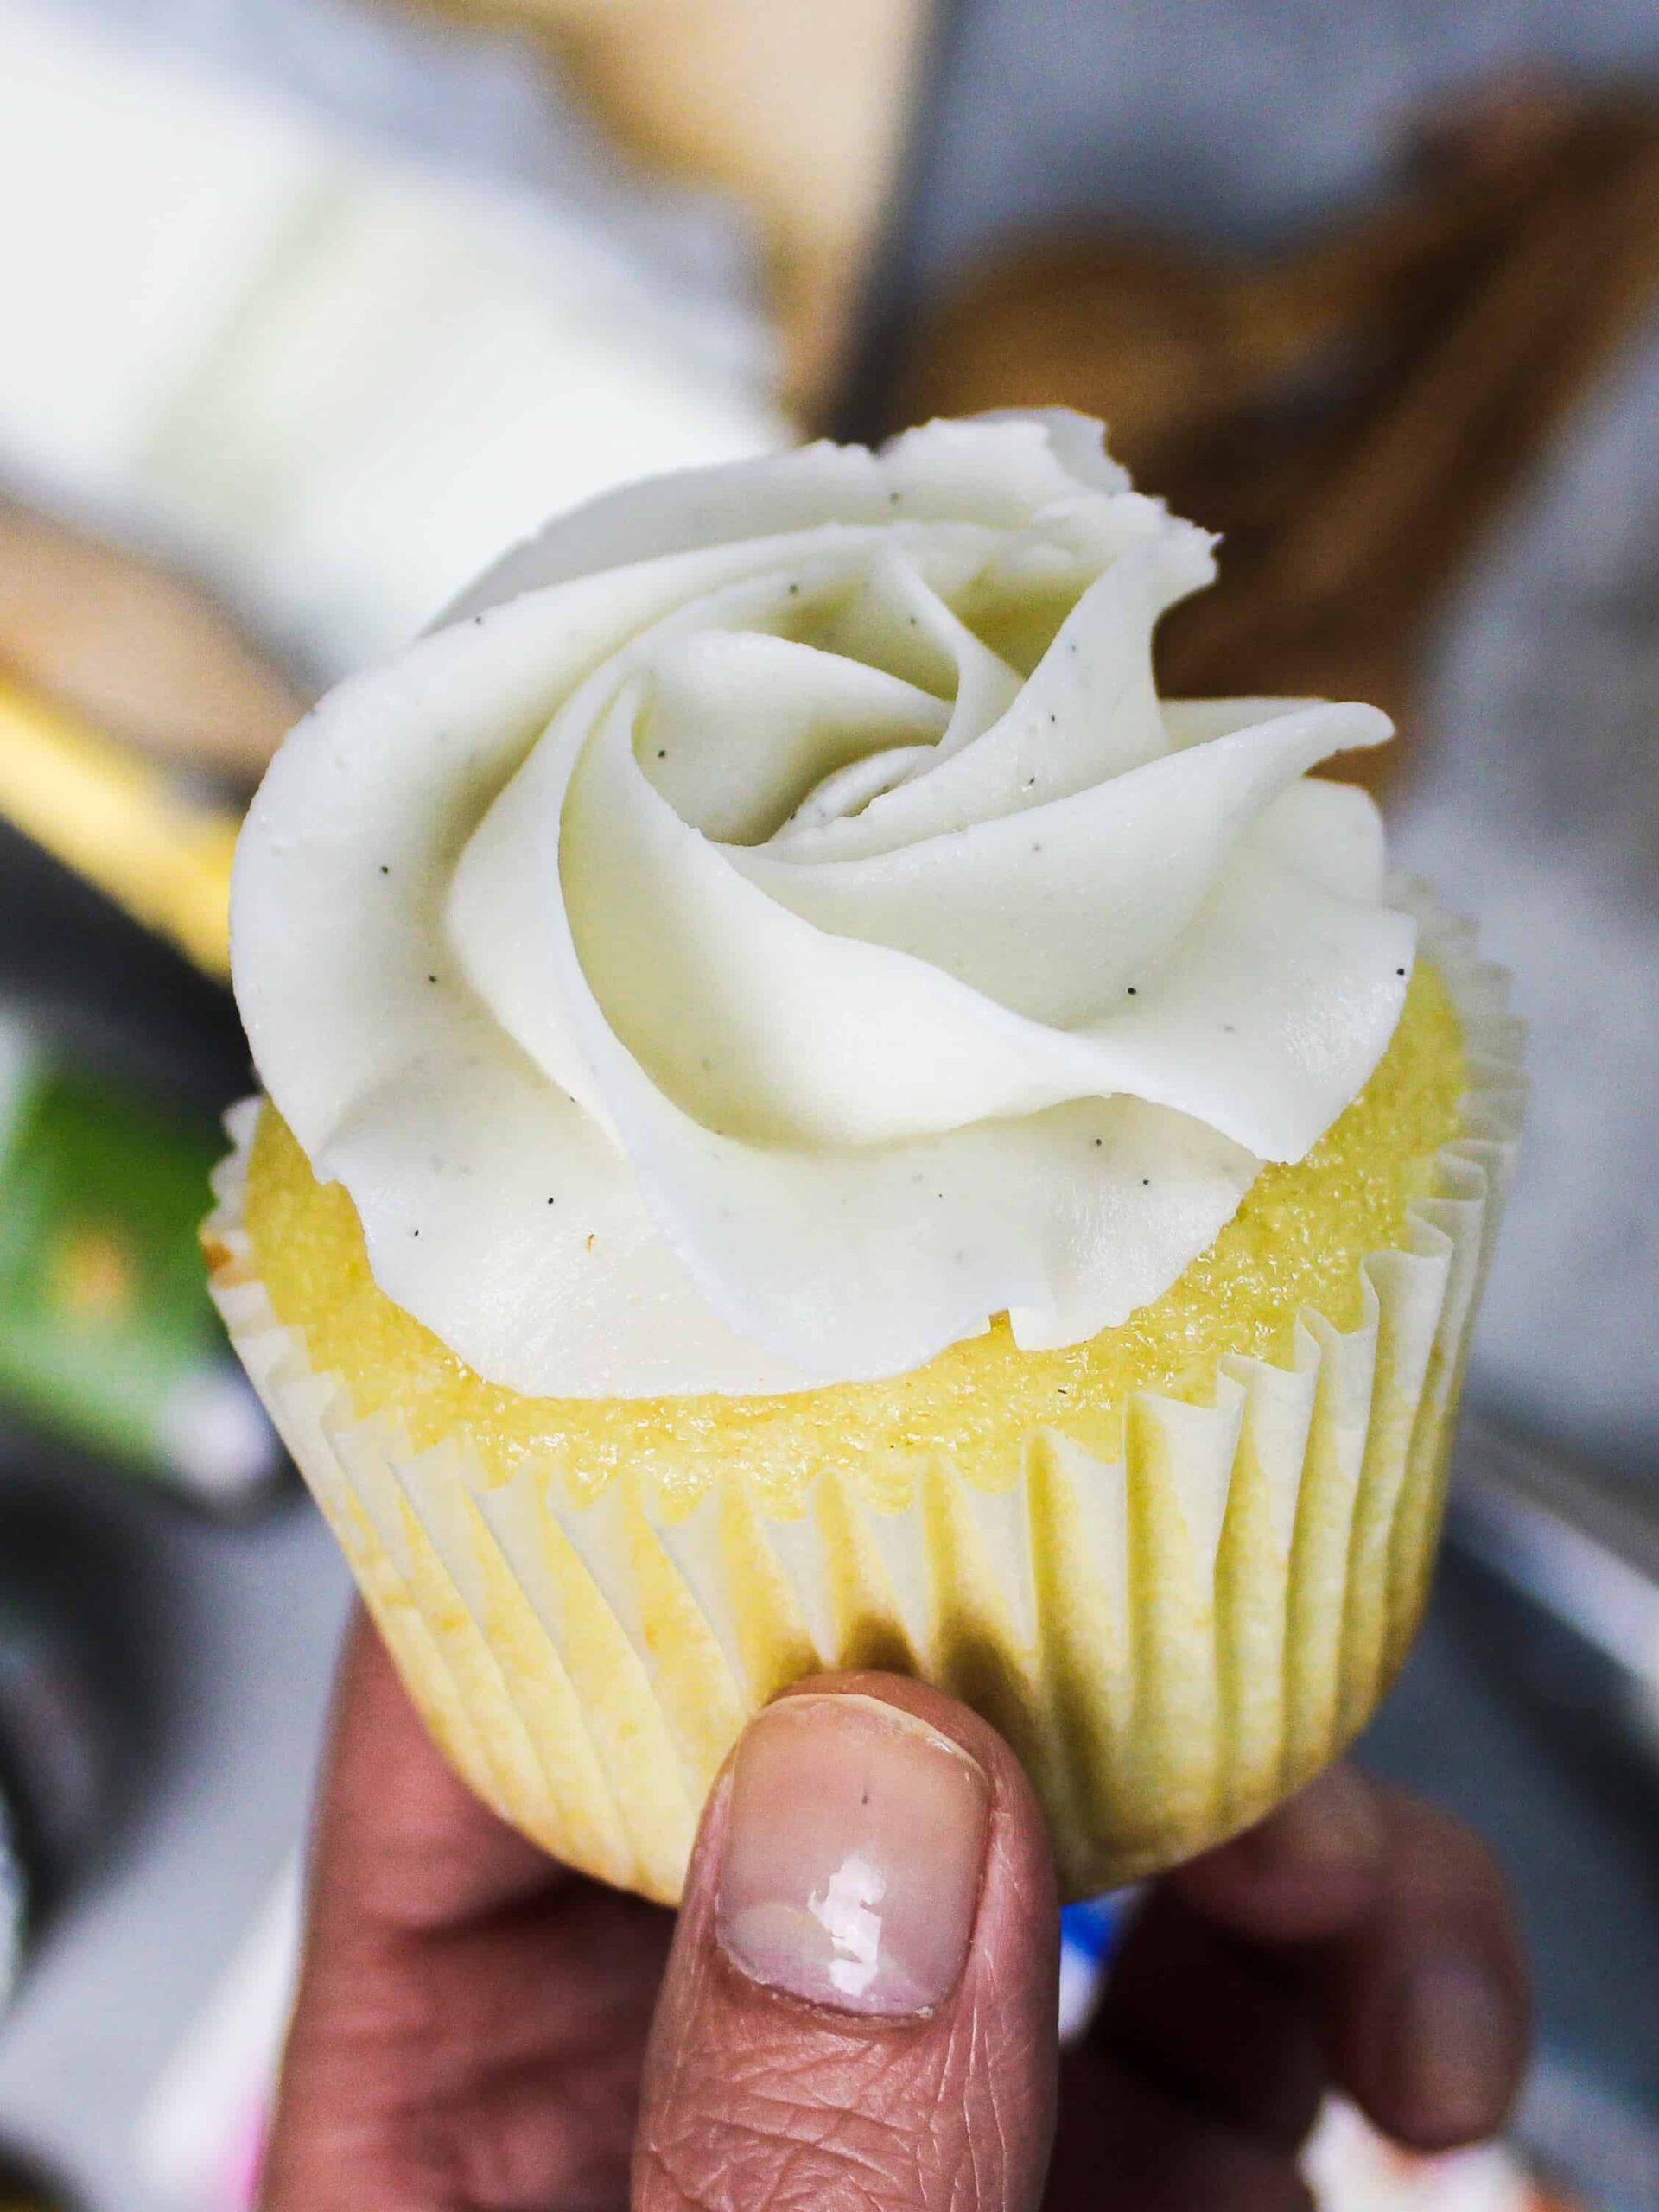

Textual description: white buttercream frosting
[232,411,1413,1397]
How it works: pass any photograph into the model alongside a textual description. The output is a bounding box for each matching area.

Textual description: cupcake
[207,411,1523,1904]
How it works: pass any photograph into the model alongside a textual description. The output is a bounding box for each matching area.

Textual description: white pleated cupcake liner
[208,884,1524,1903]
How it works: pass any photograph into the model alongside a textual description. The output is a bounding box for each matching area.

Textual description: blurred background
[0,0,1655,2205]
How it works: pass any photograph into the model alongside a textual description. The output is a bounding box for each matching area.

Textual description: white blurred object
[0,1,785,676]
[1304,2099,1552,2212]
[132,1864,300,2211]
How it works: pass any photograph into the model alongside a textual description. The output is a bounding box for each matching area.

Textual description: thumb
[633,1674,1059,2211]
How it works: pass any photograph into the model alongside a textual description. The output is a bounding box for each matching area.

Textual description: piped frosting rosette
[233,411,1416,1398]
[213,414,1524,1901]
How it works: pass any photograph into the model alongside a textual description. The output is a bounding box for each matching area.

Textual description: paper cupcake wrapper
[207,886,1524,1904]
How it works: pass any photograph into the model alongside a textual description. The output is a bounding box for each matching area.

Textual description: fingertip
[1327,1796,1530,2153]
[638,1675,1060,2209]
[1174,1764,1386,1942]
[1346,1953,1529,2152]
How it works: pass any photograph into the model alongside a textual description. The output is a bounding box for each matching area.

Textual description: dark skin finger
[1044,1765,1529,2206]
[261,1616,671,2209]
[1321,1790,1530,2150]
[633,1672,1059,2209]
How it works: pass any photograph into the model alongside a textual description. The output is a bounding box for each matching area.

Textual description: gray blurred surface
[1363,1568,1659,2117]
[900,0,1659,1473]
[0,2,1656,2205]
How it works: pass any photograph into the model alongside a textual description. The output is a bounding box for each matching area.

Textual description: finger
[634,1674,1059,2212]
[1076,1765,1385,2154]
[1096,1767,1528,2165]
[1091,1886,1325,2152]
[1324,1789,1529,2152]
[1046,1770,1386,2210]
[264,1610,671,2212]
[1046,2050,1313,2212]
[304,1609,558,1939]
[1172,1764,1388,1945]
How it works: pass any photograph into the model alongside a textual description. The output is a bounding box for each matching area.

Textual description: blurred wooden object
[897,80,1659,778]
[0,502,302,784]
[0,676,237,978]
[423,0,932,421]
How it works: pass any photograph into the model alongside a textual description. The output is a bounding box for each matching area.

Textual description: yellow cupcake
[211,415,1523,1901]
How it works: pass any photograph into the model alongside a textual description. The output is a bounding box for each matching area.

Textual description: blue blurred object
[1058,1891,1132,2040]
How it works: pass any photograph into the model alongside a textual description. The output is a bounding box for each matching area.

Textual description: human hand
[260,1611,1529,2210]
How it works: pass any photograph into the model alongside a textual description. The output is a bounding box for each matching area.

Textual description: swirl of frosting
[234,411,1413,1396]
